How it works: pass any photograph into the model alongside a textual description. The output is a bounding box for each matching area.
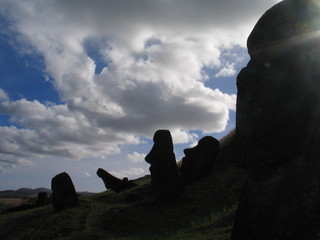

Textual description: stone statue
[145,130,184,203]
[96,168,136,192]
[232,0,320,239]
[51,172,79,212]
[180,136,219,184]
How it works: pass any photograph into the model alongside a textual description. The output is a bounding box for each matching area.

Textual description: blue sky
[0,0,280,192]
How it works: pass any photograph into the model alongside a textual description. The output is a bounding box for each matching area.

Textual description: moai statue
[96,168,136,192]
[180,136,219,184]
[232,0,320,239]
[51,172,79,212]
[145,130,184,203]
[36,192,48,206]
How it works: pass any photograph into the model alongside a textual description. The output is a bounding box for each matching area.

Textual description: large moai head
[145,129,174,165]
[236,0,320,176]
[232,1,320,239]
[180,136,219,184]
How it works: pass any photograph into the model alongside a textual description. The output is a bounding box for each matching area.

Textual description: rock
[145,130,184,203]
[96,168,136,193]
[179,136,219,184]
[232,0,320,239]
[51,172,79,212]
[36,192,48,206]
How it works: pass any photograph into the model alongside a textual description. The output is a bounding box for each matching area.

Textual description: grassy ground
[0,131,246,240]
[0,198,28,211]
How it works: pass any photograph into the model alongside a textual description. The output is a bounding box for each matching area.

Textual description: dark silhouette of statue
[232,0,320,239]
[96,168,136,193]
[36,192,48,206]
[179,136,219,184]
[51,172,79,212]
[145,130,184,203]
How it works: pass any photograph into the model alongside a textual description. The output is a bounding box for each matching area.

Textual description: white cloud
[215,62,237,78]
[127,152,147,163]
[171,129,198,145]
[0,89,9,101]
[83,172,92,177]
[0,153,33,172]
[0,0,281,170]
[111,168,145,179]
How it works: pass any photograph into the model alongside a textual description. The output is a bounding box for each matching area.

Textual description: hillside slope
[0,131,246,240]
[0,188,96,199]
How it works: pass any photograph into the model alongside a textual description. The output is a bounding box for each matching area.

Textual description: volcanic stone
[96,168,136,193]
[51,172,79,212]
[232,0,320,239]
[145,130,184,203]
[179,136,219,184]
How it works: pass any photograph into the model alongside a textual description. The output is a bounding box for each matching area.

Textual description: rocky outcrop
[179,136,219,184]
[232,0,320,239]
[145,130,184,203]
[51,172,79,212]
[96,168,136,193]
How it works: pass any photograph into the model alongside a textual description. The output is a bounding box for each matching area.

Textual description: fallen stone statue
[96,168,136,193]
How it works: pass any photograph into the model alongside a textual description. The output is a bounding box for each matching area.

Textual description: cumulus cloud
[215,62,237,78]
[127,152,147,163]
[0,89,9,101]
[0,153,33,172]
[0,100,131,159]
[111,168,145,179]
[171,129,199,144]
[0,0,281,170]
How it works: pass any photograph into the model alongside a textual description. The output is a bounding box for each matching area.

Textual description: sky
[0,0,281,192]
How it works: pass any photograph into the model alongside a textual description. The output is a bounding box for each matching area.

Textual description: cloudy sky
[0,0,280,192]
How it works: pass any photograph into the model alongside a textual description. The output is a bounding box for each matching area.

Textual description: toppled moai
[97,168,136,193]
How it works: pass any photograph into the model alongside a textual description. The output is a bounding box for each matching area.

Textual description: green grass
[0,132,246,240]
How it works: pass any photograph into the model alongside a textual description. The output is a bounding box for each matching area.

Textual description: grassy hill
[0,188,96,199]
[0,188,96,212]
[0,130,246,240]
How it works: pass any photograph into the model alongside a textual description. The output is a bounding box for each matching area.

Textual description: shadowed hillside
[0,130,246,240]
